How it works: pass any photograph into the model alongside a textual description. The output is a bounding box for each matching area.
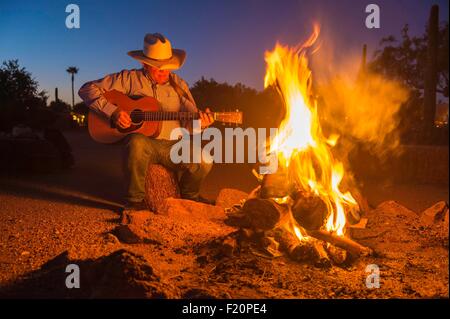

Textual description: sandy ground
[0,130,448,298]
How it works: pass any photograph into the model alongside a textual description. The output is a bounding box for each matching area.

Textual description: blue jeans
[123,134,212,203]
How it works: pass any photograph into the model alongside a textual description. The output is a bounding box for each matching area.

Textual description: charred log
[325,244,348,264]
[312,241,331,268]
[260,172,291,198]
[291,191,327,231]
[242,198,290,231]
[272,227,315,262]
[306,230,373,257]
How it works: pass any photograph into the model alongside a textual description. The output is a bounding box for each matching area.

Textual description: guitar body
[88,90,161,144]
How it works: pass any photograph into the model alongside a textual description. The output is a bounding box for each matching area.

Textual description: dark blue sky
[0,0,448,104]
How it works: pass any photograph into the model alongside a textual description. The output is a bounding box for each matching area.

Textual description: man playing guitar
[79,33,215,211]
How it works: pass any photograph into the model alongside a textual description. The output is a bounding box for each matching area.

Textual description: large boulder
[114,198,235,247]
[420,201,449,226]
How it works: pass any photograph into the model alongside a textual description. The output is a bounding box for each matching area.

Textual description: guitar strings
[128,111,240,122]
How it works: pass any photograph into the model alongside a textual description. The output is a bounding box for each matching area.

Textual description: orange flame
[264,24,357,238]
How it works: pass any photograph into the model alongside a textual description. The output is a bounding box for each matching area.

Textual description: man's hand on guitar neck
[199,108,214,129]
[112,109,132,129]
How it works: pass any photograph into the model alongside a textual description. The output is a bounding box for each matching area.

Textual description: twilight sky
[0,0,448,104]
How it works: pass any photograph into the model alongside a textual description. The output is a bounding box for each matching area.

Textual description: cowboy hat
[127,33,186,70]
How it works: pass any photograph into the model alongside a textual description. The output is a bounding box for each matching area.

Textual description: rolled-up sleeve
[78,70,131,119]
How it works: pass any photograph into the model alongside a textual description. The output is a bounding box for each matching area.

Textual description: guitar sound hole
[130,109,144,124]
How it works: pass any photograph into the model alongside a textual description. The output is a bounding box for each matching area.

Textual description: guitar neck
[138,111,228,122]
[139,111,199,121]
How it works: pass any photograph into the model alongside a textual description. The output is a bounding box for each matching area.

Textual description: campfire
[224,25,372,266]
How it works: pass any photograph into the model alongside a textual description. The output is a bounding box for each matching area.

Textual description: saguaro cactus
[423,5,439,137]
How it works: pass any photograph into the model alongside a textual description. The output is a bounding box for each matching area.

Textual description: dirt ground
[0,130,448,298]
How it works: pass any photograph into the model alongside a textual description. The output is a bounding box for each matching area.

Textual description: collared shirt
[78,68,198,140]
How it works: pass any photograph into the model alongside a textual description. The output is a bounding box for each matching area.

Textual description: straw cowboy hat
[127,33,186,70]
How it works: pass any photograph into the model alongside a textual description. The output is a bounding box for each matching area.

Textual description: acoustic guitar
[88,90,243,144]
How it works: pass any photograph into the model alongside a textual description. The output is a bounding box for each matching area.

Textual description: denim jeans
[123,133,212,203]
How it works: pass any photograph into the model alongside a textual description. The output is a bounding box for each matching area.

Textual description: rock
[114,224,145,244]
[103,233,120,245]
[88,249,179,298]
[420,201,449,226]
[3,249,179,298]
[115,198,234,248]
[375,200,418,219]
[216,188,248,209]
[116,209,163,244]
[40,250,75,270]
[120,210,153,226]
[149,198,234,246]
[157,198,226,220]
[420,202,449,247]
[145,164,180,212]
[113,224,163,245]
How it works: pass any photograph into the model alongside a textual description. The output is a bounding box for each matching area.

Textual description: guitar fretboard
[129,110,242,124]
[135,111,201,121]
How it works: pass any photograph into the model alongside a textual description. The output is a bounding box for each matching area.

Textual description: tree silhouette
[66,66,79,109]
[0,60,48,130]
[190,77,283,129]
[370,21,449,144]
[370,23,449,97]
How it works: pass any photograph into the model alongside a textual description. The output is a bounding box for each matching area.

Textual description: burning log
[238,228,255,241]
[260,172,291,198]
[325,244,347,265]
[272,227,314,262]
[242,198,290,231]
[259,236,283,257]
[305,230,373,257]
[311,241,331,268]
[224,209,252,229]
[291,192,327,231]
[247,185,261,200]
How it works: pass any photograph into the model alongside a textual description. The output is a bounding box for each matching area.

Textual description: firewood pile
[223,171,373,267]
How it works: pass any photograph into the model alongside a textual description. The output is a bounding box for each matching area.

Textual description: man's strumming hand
[112,110,131,129]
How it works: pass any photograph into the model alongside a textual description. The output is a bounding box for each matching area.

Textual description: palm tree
[66,66,79,110]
